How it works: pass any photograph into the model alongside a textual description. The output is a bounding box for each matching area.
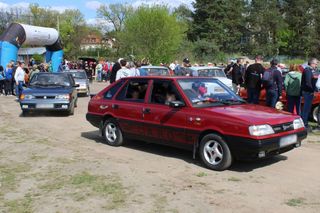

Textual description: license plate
[280,134,297,148]
[37,104,54,109]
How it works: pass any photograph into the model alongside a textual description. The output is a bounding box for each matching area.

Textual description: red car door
[142,79,190,148]
[112,79,149,137]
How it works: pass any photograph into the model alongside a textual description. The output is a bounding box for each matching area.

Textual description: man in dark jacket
[230,58,244,94]
[264,59,282,108]
[244,56,265,104]
[301,58,318,128]
[109,59,122,83]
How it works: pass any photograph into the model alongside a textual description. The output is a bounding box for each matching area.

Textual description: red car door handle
[143,108,151,113]
[112,104,119,109]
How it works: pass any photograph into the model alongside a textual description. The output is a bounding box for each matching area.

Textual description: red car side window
[116,79,149,102]
[104,80,125,99]
[150,80,184,105]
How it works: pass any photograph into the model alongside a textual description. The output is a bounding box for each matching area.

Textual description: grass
[0,163,31,195]
[228,177,241,182]
[195,172,208,177]
[285,198,305,207]
[55,157,77,164]
[30,154,46,161]
[150,194,168,213]
[72,172,127,210]
[4,193,33,213]
[38,171,127,210]
[33,138,51,145]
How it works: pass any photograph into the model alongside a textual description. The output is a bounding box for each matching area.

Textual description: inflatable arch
[0,23,63,72]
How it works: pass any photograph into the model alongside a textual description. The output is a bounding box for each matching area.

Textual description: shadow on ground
[81,130,289,172]
[19,111,71,117]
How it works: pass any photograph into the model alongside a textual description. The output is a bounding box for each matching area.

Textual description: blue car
[19,72,78,116]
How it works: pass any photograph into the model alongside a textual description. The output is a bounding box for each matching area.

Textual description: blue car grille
[35,95,56,99]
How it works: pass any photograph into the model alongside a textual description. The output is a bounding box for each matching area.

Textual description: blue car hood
[23,87,73,94]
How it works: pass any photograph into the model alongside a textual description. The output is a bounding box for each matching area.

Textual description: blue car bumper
[20,99,71,111]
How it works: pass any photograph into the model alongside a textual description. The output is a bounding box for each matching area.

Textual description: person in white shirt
[14,61,25,99]
[116,59,133,81]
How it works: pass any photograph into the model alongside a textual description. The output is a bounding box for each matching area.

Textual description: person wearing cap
[175,58,192,76]
[244,55,265,104]
[14,61,25,99]
[264,59,282,108]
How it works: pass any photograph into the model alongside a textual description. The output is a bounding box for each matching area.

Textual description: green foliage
[189,0,246,54]
[244,0,285,57]
[32,54,43,64]
[119,6,185,64]
[283,0,316,57]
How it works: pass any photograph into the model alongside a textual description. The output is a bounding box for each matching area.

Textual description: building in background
[80,33,115,50]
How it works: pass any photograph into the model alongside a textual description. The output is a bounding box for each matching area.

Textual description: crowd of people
[224,56,320,131]
[1,55,319,130]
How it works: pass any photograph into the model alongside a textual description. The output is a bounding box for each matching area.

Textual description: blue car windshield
[177,78,245,107]
[30,74,71,87]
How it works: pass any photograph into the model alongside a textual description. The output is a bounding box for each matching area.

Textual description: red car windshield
[177,78,244,106]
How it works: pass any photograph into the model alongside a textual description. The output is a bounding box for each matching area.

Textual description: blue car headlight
[56,94,70,100]
[20,94,35,100]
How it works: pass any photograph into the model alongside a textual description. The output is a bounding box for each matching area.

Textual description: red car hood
[203,104,298,125]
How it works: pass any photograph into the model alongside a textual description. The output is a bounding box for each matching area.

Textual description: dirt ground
[0,82,319,213]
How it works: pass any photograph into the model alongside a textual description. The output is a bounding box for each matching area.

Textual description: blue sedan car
[19,72,78,116]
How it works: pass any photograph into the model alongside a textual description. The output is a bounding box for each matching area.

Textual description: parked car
[139,66,171,76]
[65,70,90,96]
[186,66,233,90]
[86,76,306,171]
[20,72,78,115]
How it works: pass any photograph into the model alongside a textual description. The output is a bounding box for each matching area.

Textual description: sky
[1,0,194,25]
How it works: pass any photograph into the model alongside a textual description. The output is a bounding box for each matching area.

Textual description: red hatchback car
[86,77,307,171]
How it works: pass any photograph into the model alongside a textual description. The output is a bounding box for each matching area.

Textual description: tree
[97,4,133,32]
[283,0,316,57]
[189,0,246,56]
[59,9,88,59]
[0,7,28,35]
[244,0,286,57]
[119,6,185,64]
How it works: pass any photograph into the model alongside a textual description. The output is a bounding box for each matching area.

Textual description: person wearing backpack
[244,55,265,104]
[263,59,283,108]
[284,64,302,114]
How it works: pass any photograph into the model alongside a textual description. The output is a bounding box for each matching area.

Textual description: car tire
[312,106,319,123]
[102,119,124,146]
[199,133,232,171]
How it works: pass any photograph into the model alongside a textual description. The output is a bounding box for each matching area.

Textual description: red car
[86,77,307,171]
